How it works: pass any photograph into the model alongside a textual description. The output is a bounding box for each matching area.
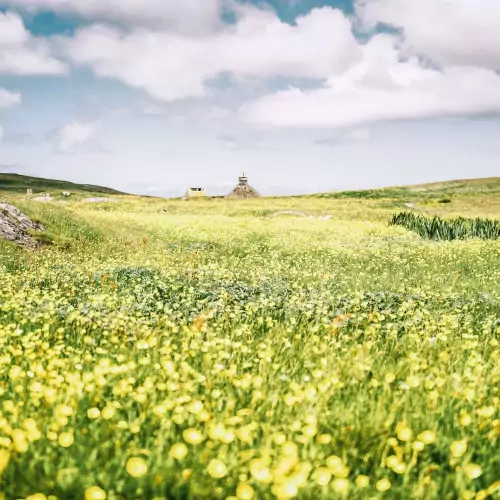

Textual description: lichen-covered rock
[0,203,45,248]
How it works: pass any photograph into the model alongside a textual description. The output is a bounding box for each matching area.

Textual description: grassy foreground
[0,188,499,500]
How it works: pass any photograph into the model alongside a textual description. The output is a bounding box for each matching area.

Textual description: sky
[0,0,500,197]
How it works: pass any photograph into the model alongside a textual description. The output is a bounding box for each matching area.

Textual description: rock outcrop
[0,203,45,248]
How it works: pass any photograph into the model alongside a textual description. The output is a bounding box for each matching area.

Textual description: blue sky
[1,0,499,196]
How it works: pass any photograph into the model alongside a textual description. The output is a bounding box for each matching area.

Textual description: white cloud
[356,0,500,69]
[0,88,21,108]
[239,34,500,128]
[315,128,371,146]
[217,133,276,151]
[141,104,167,116]
[58,7,360,102]
[347,128,371,142]
[0,12,67,75]
[2,0,222,33]
[4,0,500,136]
[0,125,3,142]
[53,120,101,153]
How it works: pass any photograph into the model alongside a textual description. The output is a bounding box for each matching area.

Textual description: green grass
[0,183,499,500]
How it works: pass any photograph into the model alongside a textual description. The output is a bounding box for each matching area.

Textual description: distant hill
[0,173,126,195]
[315,177,500,200]
[2,172,499,200]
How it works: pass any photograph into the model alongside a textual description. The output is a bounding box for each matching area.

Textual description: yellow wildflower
[126,457,148,478]
[236,483,255,500]
[376,478,391,492]
[450,440,467,458]
[85,486,106,500]
[169,443,188,460]
[183,428,204,445]
[207,459,227,479]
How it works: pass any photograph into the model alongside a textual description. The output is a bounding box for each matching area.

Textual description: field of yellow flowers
[0,194,499,500]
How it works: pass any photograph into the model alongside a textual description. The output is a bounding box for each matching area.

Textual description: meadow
[0,184,499,500]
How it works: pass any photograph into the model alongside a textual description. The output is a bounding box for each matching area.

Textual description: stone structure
[185,187,206,199]
[0,203,45,248]
[227,173,260,199]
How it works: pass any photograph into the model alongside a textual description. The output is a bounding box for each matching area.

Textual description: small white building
[185,187,206,199]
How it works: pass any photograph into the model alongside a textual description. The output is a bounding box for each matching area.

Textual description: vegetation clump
[390,211,500,241]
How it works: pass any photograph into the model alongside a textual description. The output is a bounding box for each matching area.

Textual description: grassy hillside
[0,182,499,499]
[0,173,126,195]
[2,172,499,201]
[315,177,500,200]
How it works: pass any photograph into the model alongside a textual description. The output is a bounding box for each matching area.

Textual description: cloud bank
[0,12,67,75]
[58,8,359,102]
[52,120,101,153]
[1,0,499,130]
[0,0,222,32]
[357,0,500,69]
[239,35,500,128]
[0,87,21,108]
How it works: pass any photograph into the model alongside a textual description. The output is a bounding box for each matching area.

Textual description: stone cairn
[227,173,261,199]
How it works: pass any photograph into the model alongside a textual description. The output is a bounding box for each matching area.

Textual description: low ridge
[0,173,126,195]
[315,177,500,200]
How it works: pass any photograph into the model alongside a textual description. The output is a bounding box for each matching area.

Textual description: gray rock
[0,203,45,248]
[404,202,417,210]
[272,211,307,217]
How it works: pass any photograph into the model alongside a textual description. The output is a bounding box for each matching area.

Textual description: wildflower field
[0,189,499,500]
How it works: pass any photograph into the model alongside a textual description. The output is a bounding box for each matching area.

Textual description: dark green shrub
[389,212,500,241]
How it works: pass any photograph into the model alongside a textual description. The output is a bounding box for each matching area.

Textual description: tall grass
[390,211,500,241]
